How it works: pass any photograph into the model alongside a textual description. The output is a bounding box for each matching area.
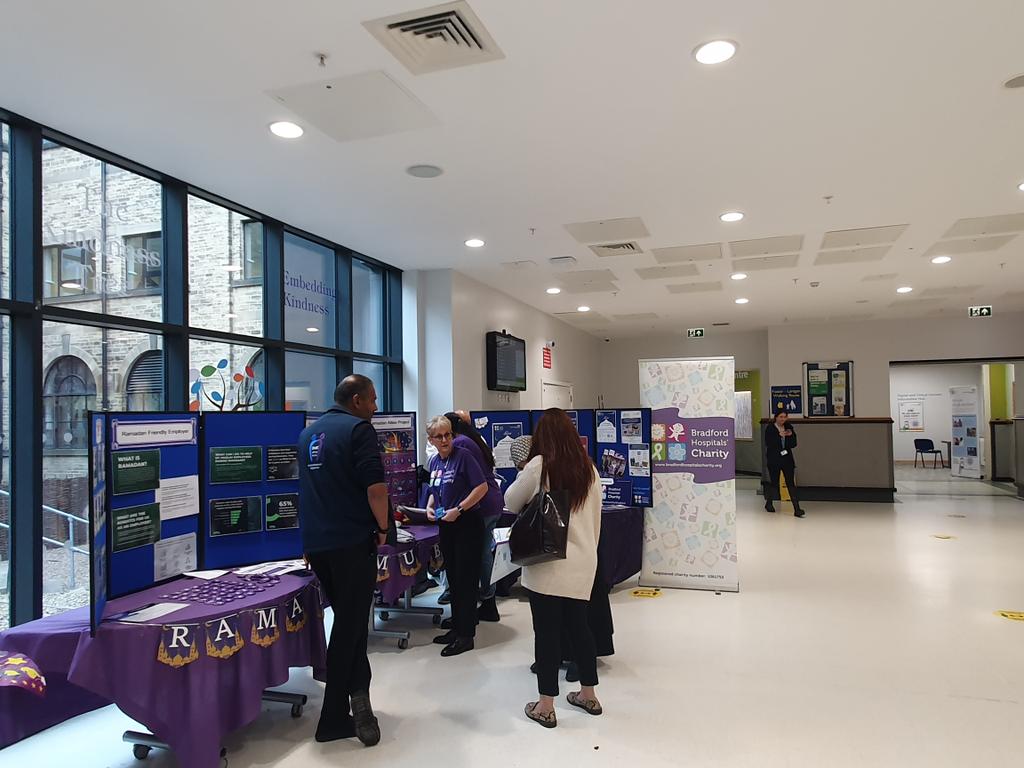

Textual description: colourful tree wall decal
[189,358,264,411]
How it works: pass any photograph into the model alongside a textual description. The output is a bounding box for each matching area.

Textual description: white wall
[450,272,603,411]
[888,363,983,462]
[768,312,1024,416]
[598,330,770,411]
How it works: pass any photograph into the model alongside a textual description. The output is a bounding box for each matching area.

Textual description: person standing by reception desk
[764,409,806,518]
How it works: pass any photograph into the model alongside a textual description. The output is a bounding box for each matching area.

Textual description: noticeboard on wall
[804,361,854,417]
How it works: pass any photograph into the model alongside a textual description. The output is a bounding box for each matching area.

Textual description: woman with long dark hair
[504,408,604,728]
[764,409,805,517]
[446,410,504,622]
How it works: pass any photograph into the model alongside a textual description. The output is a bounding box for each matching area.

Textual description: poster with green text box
[210,446,263,484]
[111,450,161,496]
[112,502,161,552]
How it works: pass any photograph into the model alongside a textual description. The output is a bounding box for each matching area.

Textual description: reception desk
[760,418,895,503]
[1015,418,1024,499]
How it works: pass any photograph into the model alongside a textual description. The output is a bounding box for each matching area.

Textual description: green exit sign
[968,305,993,318]
[687,328,705,338]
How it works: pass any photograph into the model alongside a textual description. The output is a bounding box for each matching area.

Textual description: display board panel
[804,361,854,417]
[470,410,531,489]
[592,408,653,507]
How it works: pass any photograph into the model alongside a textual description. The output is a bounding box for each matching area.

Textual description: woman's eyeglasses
[429,432,453,442]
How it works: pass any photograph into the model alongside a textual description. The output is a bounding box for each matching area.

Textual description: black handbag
[509,473,569,566]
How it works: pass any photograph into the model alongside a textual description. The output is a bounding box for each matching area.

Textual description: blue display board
[804,361,854,417]
[88,413,109,635]
[593,408,653,507]
[201,411,306,569]
[470,410,531,488]
[530,409,597,461]
[107,413,201,599]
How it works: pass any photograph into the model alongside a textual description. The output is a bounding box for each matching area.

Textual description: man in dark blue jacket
[299,374,390,746]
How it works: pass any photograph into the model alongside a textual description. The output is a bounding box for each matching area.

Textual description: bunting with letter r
[157,624,201,668]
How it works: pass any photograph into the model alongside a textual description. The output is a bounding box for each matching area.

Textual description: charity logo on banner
[639,357,738,591]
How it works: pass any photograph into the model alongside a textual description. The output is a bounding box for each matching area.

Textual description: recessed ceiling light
[1018,181,1024,192]
[896,286,913,294]
[465,238,485,248]
[306,327,319,333]
[734,297,749,305]
[931,255,952,265]
[224,264,243,273]
[694,40,737,65]
[546,287,561,295]
[1004,74,1024,89]
[577,305,591,312]
[269,121,303,139]
[406,164,444,178]
[730,272,747,281]
[720,211,744,223]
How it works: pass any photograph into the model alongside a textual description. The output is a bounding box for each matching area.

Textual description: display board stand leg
[369,604,410,649]
[369,588,444,649]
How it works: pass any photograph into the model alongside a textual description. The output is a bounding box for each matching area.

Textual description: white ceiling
[3,0,1024,338]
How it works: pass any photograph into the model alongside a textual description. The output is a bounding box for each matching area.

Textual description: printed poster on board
[950,386,981,479]
[492,423,523,470]
[639,357,737,591]
[596,410,618,443]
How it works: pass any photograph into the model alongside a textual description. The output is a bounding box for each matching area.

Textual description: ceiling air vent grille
[589,242,642,258]
[363,2,505,75]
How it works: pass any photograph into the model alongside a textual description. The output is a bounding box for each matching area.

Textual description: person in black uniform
[298,375,391,746]
[764,409,805,517]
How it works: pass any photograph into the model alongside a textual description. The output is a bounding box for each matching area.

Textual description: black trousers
[765,464,800,509]
[439,513,484,639]
[529,591,599,697]
[308,539,377,724]
[562,561,614,661]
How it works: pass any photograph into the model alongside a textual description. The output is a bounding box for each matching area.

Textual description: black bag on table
[509,476,570,566]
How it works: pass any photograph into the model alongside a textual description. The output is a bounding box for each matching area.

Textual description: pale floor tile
[5,487,1024,767]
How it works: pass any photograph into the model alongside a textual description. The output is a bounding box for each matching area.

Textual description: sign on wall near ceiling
[687,328,705,338]
[542,346,552,369]
[968,305,993,318]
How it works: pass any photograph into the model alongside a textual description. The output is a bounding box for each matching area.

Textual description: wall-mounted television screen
[486,331,527,392]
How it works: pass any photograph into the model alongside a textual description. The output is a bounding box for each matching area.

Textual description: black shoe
[433,630,456,645]
[477,597,500,622]
[437,590,452,605]
[315,715,356,743]
[349,692,380,747]
[564,662,579,683]
[794,508,806,518]
[764,501,776,513]
[440,617,454,630]
[440,637,475,657]
[530,662,537,674]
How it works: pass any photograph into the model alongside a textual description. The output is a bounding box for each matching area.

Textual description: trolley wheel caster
[398,638,409,650]
[133,744,151,760]
[379,611,389,621]
[291,703,303,718]
[432,614,442,625]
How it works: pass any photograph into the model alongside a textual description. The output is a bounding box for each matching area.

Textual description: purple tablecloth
[597,506,644,587]
[0,572,326,768]
[376,525,440,605]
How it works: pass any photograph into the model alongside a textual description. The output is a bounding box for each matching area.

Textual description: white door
[542,382,574,409]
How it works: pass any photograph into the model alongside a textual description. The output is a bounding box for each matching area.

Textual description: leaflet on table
[157,474,200,520]
[493,526,512,544]
[184,569,229,581]
[116,602,190,624]
[621,410,643,444]
[234,559,306,576]
[596,410,618,443]
[629,443,651,477]
[153,532,198,581]
[492,423,523,469]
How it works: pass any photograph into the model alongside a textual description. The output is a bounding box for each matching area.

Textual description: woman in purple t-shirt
[447,411,504,622]
[425,415,489,657]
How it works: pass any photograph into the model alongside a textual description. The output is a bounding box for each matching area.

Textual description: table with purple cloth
[0,572,326,768]
[376,524,441,605]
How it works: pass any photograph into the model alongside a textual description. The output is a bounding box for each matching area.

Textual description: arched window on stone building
[43,356,96,450]
[125,350,164,411]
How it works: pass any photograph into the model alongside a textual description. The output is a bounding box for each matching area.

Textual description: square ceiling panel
[635,264,700,280]
[729,235,804,258]
[651,243,722,263]
[731,253,800,271]
[499,260,537,270]
[820,224,908,249]
[813,245,891,265]
[666,281,723,294]
[861,273,898,282]
[564,217,649,244]
[921,285,981,297]
[266,70,438,143]
[942,213,1024,238]
[556,311,611,325]
[559,269,618,285]
[923,235,1017,257]
[562,282,619,294]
